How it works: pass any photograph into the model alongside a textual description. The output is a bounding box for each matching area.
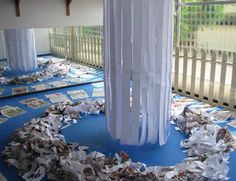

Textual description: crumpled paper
[45,99,105,130]
[0,59,67,85]
[0,58,99,86]
[181,125,234,158]
[171,103,236,180]
[2,99,235,181]
[172,106,213,135]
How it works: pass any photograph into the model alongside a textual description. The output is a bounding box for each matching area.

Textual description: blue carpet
[0,83,235,180]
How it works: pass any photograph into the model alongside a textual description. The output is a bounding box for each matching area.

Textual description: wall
[0,0,103,58]
[35,29,50,55]
[0,0,103,29]
[0,31,6,59]
[197,26,236,52]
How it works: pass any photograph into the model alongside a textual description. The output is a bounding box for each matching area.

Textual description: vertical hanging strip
[114,0,122,139]
[109,0,117,138]
[129,0,142,145]
[155,0,165,146]
[150,0,159,144]
[165,0,174,143]
[120,0,132,144]
[151,0,160,145]
[103,0,111,133]
[165,0,174,144]
[139,0,150,145]
[104,0,173,146]
[146,0,155,144]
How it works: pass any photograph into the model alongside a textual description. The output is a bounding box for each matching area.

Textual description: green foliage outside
[79,26,103,37]
[179,0,225,41]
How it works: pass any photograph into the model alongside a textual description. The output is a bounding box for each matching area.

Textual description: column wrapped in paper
[4,29,37,72]
[104,0,174,145]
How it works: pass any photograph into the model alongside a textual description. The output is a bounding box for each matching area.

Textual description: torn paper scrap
[45,93,71,104]
[12,87,29,95]
[31,84,51,91]
[92,88,105,97]
[1,107,26,118]
[67,90,89,100]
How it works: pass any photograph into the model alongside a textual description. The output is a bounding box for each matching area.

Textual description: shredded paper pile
[0,58,98,85]
[0,60,67,85]
[2,99,236,180]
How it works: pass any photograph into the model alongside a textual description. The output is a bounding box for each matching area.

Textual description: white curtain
[104,0,174,145]
[4,29,37,72]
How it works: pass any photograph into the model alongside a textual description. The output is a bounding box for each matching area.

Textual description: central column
[104,0,174,145]
[4,29,37,72]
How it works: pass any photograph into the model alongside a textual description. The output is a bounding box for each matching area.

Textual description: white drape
[4,29,37,72]
[104,0,174,145]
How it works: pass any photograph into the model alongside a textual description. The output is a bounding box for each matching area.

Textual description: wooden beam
[66,0,72,16]
[15,0,21,17]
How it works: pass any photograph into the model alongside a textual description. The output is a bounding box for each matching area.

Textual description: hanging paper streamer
[104,0,174,145]
[4,29,37,72]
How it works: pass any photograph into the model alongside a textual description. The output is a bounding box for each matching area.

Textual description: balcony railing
[50,33,236,110]
[49,33,103,69]
[173,47,236,110]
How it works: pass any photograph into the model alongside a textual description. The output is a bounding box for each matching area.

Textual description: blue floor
[0,82,235,180]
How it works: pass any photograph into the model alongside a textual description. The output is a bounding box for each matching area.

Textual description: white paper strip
[104,0,173,146]
[4,29,37,72]
[113,0,122,139]
[129,0,142,145]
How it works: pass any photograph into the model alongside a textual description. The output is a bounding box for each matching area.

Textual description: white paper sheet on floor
[4,29,37,72]
[104,0,174,145]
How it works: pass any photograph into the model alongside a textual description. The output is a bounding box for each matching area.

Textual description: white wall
[35,29,50,55]
[0,0,103,29]
[0,0,103,58]
[197,26,236,52]
[0,31,6,59]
